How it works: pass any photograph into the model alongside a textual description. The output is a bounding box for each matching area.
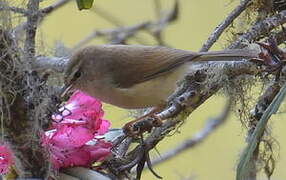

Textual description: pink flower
[0,144,13,175]
[41,127,112,169]
[42,90,112,170]
[52,90,110,135]
[43,125,94,149]
[84,140,112,161]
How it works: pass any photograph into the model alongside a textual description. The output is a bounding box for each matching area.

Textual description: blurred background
[11,0,286,179]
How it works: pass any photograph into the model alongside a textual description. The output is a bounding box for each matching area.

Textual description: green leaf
[236,83,286,180]
[76,0,94,10]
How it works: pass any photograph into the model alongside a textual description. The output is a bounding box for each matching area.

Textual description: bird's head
[61,48,87,97]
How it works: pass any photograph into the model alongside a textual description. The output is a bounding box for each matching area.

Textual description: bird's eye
[74,71,81,79]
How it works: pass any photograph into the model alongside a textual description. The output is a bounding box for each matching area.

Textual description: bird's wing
[90,45,258,88]
[95,45,198,88]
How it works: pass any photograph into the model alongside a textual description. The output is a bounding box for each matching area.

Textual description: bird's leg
[123,105,165,137]
[250,38,286,73]
[135,134,162,180]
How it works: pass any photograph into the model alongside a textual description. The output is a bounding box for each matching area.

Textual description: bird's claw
[251,38,286,73]
[123,115,162,137]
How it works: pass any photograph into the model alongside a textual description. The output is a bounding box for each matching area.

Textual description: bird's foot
[123,115,163,137]
[251,38,286,73]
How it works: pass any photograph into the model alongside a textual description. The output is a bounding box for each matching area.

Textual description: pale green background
[15,0,286,179]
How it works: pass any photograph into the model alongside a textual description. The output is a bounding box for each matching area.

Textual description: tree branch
[230,10,286,49]
[200,0,252,52]
[24,0,40,59]
[72,22,150,49]
[241,81,282,180]
[0,5,27,15]
[272,28,286,45]
[151,99,231,167]
[35,56,69,72]
[237,81,286,180]
[105,59,263,176]
[4,0,286,179]
[73,0,179,48]
[40,0,71,15]
[13,0,71,36]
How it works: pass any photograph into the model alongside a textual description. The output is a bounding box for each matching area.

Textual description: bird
[62,44,258,134]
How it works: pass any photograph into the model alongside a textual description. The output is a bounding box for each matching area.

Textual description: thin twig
[90,5,150,44]
[40,0,70,14]
[24,0,40,59]
[151,0,178,45]
[200,0,252,52]
[73,1,179,48]
[13,0,71,36]
[72,22,150,49]
[230,10,286,48]
[151,99,231,166]
[0,5,28,15]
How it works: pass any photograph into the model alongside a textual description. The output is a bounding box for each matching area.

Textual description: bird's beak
[60,83,73,98]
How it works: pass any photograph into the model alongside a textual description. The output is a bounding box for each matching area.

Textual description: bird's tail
[193,49,259,62]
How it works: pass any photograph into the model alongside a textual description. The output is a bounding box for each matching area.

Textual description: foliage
[76,0,94,10]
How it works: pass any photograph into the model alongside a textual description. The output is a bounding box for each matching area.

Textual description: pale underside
[78,62,192,109]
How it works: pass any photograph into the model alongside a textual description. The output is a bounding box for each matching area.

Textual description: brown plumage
[64,44,258,109]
